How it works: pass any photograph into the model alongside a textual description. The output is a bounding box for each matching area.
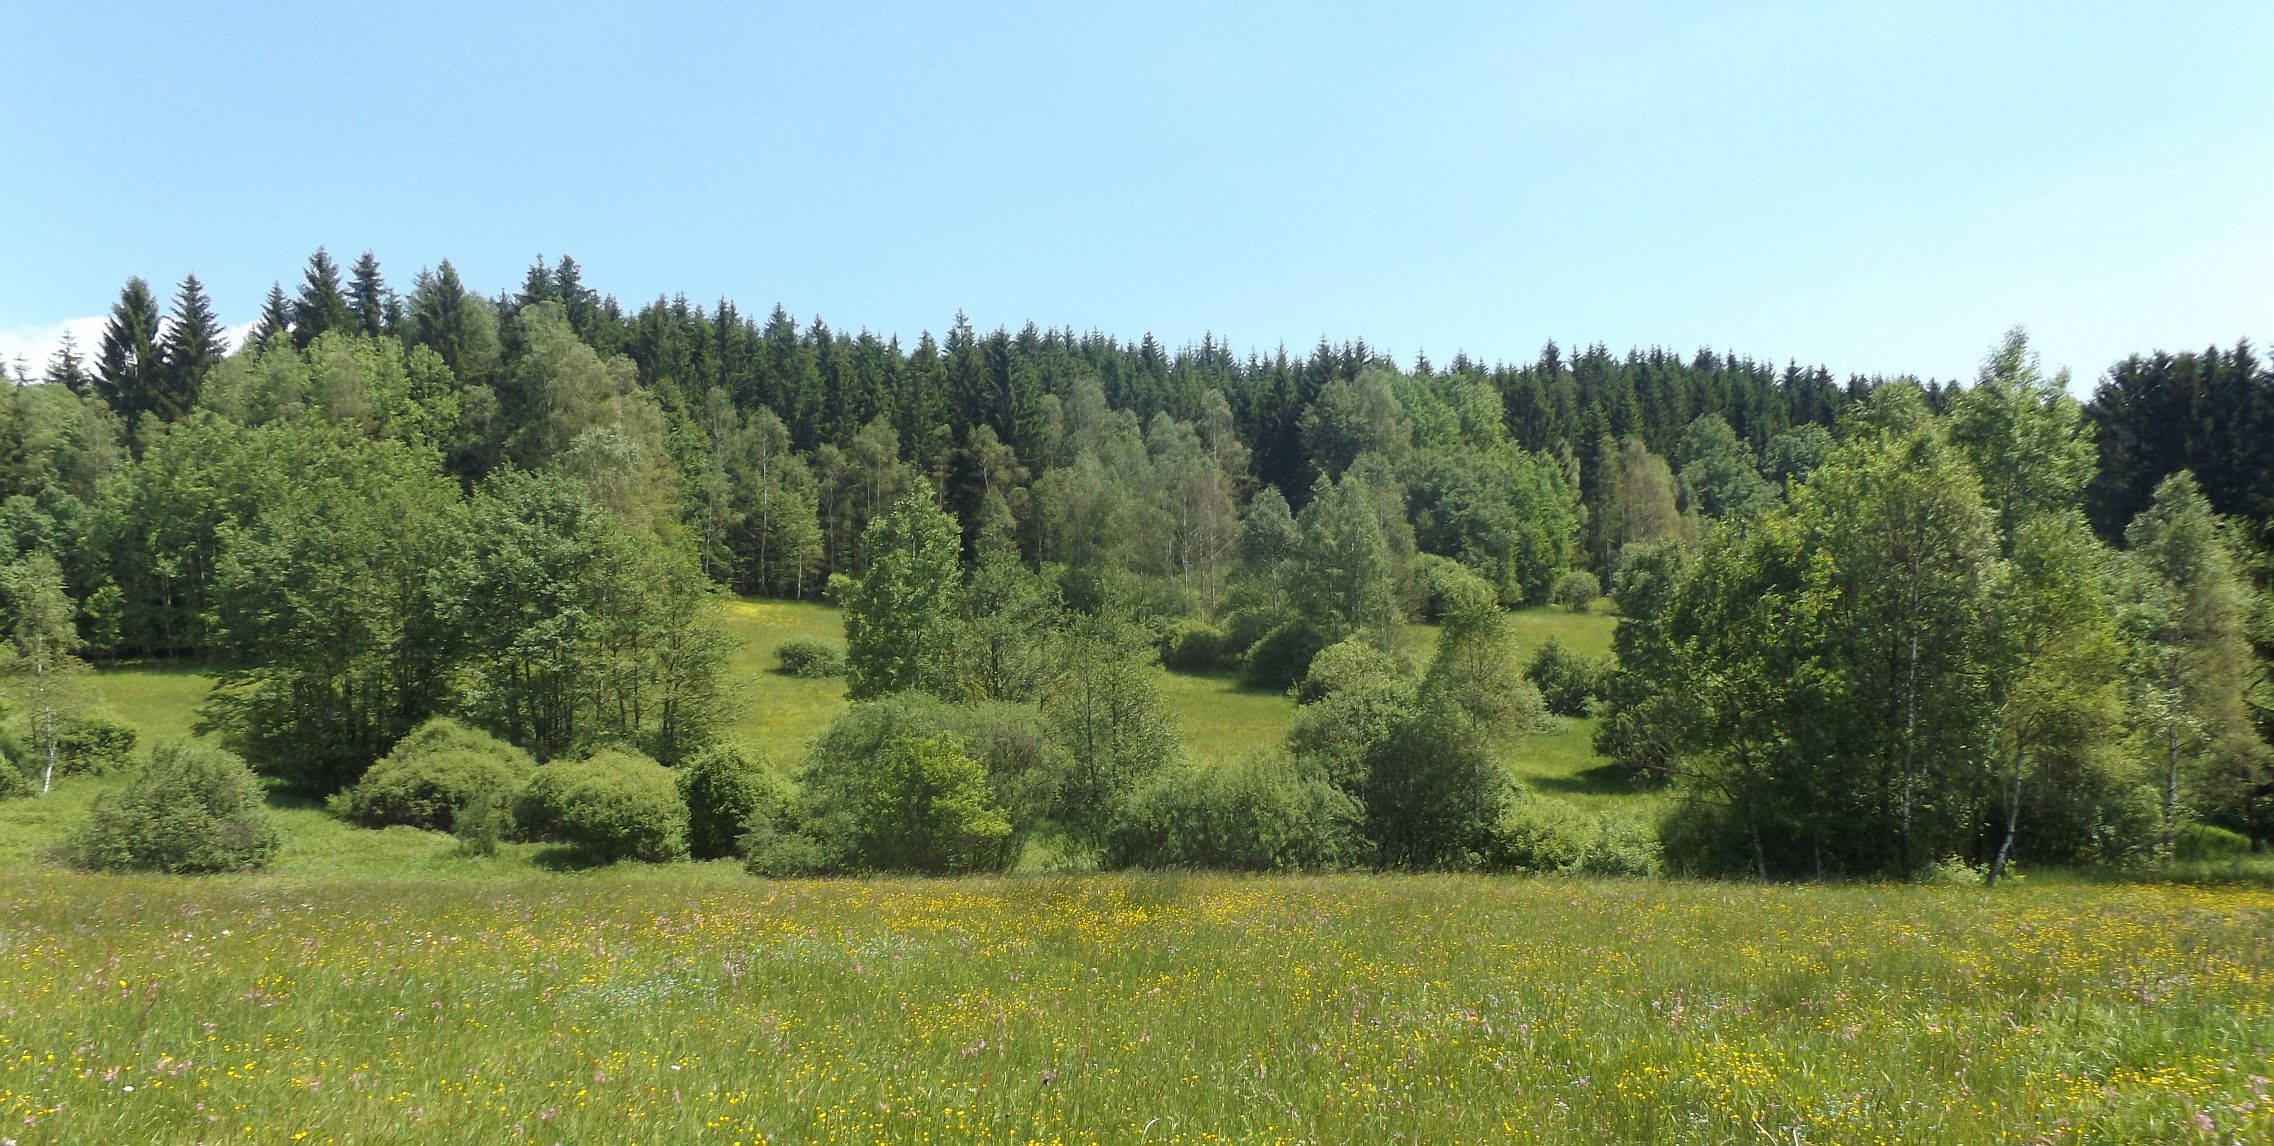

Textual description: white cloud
[0,316,107,381]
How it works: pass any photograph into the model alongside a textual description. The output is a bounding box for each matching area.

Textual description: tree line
[1,248,2269,877]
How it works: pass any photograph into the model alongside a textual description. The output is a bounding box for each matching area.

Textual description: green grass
[715,597,850,767]
[2,870,2268,1144]
[87,661,215,745]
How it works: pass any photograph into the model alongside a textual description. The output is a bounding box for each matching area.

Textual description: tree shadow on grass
[1528,763,1656,801]
[528,844,611,872]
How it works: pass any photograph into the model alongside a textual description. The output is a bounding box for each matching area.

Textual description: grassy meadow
[7,599,2271,1143]
[3,872,2270,1144]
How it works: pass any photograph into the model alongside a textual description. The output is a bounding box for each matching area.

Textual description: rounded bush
[2174,823,2253,863]
[1160,620,1233,673]
[516,750,689,863]
[1551,569,1601,613]
[1106,753,1362,871]
[70,742,281,873]
[774,638,845,678]
[678,744,789,859]
[338,717,535,833]
[1242,619,1326,692]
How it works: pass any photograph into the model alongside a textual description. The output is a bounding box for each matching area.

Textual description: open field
[2,871,2269,1144]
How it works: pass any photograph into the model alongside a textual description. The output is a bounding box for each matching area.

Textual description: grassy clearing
[2,871,2268,1144]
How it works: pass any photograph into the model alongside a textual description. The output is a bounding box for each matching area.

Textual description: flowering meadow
[1,870,2268,1144]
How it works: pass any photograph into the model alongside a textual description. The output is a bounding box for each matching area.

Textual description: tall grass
[1,871,2266,1143]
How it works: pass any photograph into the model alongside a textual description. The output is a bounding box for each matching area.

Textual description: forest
[2,248,2270,881]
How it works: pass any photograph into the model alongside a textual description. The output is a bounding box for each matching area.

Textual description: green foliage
[69,742,281,873]
[1043,607,1181,848]
[1288,473,1401,646]
[1675,414,1775,520]
[1160,620,1234,673]
[1490,794,1663,876]
[338,717,535,833]
[1550,570,1600,613]
[1106,752,1363,871]
[1361,696,1509,869]
[1286,638,1416,793]
[1421,564,1546,745]
[199,424,465,792]
[452,788,508,857]
[677,744,787,860]
[793,694,1060,872]
[1240,618,1326,691]
[2172,822,2252,862]
[1526,636,1609,718]
[840,486,963,699]
[444,470,728,764]
[773,638,845,678]
[1409,442,1579,605]
[515,750,690,863]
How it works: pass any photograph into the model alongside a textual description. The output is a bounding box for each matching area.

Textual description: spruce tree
[94,277,163,425]
[43,331,90,395]
[156,273,225,421]
[252,282,293,348]
[349,251,391,338]
[292,248,354,347]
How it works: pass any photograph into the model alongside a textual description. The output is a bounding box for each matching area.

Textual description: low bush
[1160,620,1233,673]
[1490,793,1661,876]
[1524,637,1610,718]
[53,713,139,776]
[1106,752,1362,871]
[70,742,281,873]
[0,753,30,801]
[774,638,845,678]
[337,717,535,833]
[678,744,790,860]
[2173,822,2253,863]
[1242,618,1326,692]
[1550,569,1600,613]
[452,788,508,857]
[516,750,689,863]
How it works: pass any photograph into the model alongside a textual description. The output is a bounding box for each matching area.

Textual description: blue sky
[2,1,2268,386]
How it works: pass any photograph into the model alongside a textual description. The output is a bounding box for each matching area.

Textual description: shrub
[53,713,139,776]
[516,750,689,863]
[1218,606,1282,662]
[1160,620,1233,673]
[1550,570,1600,613]
[678,744,790,860]
[774,638,845,678]
[2173,823,2253,863]
[1490,794,1662,876]
[820,733,1011,874]
[338,717,535,833]
[0,754,30,801]
[1242,618,1326,692]
[453,789,508,857]
[70,742,281,873]
[1524,637,1610,718]
[1106,753,1363,871]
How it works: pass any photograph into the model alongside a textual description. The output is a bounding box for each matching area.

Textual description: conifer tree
[349,251,391,338]
[292,248,355,347]
[94,277,163,426]
[43,331,90,395]
[156,273,226,421]
[252,282,293,348]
